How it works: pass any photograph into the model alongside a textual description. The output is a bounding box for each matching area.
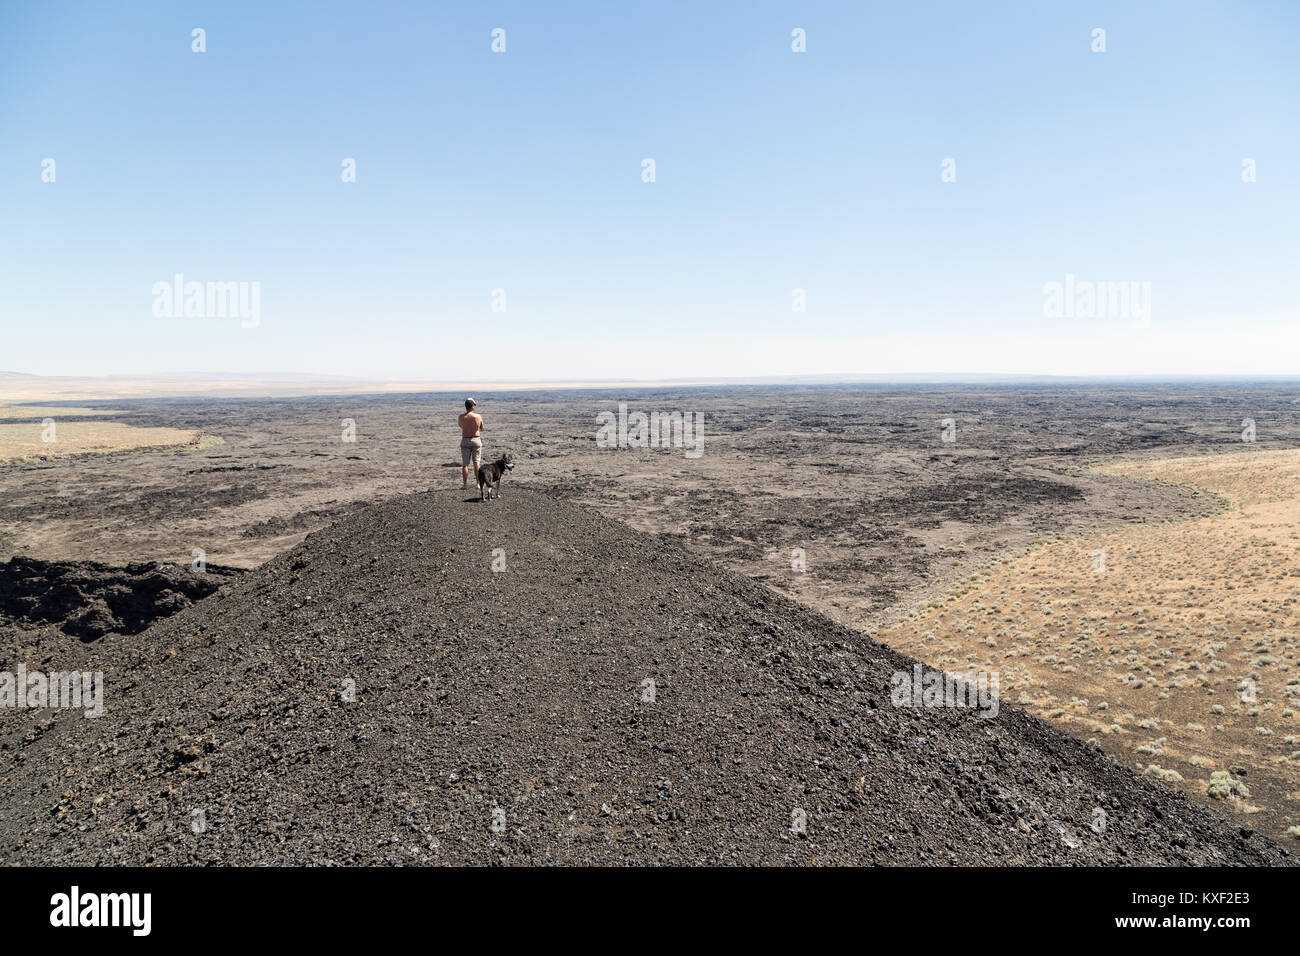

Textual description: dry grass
[878,447,1300,841]
[0,421,203,462]
[0,405,118,419]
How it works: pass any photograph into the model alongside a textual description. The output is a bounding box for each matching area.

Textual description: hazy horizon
[4,366,1300,402]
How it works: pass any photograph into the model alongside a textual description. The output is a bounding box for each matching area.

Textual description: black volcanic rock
[0,490,1289,866]
[0,556,241,640]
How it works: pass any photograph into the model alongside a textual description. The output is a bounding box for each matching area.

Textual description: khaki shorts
[460,436,482,471]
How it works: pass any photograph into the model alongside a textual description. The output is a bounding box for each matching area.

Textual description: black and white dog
[477,453,514,501]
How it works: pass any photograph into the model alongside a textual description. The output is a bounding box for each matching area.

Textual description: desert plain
[1,380,1298,859]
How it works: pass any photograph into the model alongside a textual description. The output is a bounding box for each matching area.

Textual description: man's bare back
[459,410,482,437]
[459,399,484,489]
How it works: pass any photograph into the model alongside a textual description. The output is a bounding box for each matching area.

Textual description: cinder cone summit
[0,490,1289,865]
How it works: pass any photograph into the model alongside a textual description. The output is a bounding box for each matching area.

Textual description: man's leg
[461,463,469,489]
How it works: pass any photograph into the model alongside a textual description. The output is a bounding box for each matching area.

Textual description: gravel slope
[0,489,1290,865]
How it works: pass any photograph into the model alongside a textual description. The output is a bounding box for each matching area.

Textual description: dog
[477,453,514,501]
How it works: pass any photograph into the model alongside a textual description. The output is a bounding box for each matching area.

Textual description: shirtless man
[458,398,483,490]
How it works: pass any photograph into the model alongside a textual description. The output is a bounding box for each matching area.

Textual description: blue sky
[2,0,1296,380]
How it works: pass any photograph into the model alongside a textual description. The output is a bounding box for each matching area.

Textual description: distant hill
[5,370,1300,403]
